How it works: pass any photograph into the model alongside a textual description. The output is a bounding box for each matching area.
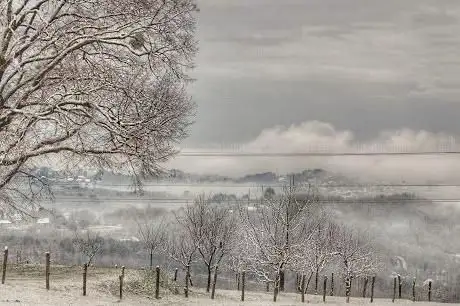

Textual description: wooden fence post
[211,266,218,299]
[119,275,123,299]
[155,265,160,299]
[323,275,327,303]
[2,247,8,285]
[412,277,416,302]
[370,276,375,303]
[392,277,396,303]
[428,280,432,302]
[83,263,87,296]
[119,274,123,299]
[119,266,125,300]
[266,280,269,292]
[398,274,402,299]
[45,252,50,290]
[330,273,334,296]
[241,270,245,301]
[174,268,178,282]
[363,277,368,298]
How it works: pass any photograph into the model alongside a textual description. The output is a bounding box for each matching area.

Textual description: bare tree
[163,220,198,292]
[333,225,383,302]
[73,230,104,266]
[307,220,338,294]
[238,183,321,301]
[0,0,198,214]
[137,218,166,268]
[179,194,236,292]
[226,225,253,289]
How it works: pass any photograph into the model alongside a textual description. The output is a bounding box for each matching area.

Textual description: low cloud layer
[187,0,460,145]
[170,121,460,183]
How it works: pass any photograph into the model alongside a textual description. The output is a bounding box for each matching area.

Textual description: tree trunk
[363,278,369,298]
[392,277,396,303]
[273,273,280,302]
[315,268,319,294]
[301,274,306,303]
[296,273,300,292]
[345,277,351,303]
[241,271,246,301]
[370,276,375,303]
[323,275,327,302]
[211,266,218,299]
[304,271,313,294]
[185,265,190,298]
[280,270,285,292]
[149,250,153,268]
[206,266,212,292]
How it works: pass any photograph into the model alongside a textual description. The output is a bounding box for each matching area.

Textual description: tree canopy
[0,0,198,214]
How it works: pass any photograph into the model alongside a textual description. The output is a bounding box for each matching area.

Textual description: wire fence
[1,247,458,304]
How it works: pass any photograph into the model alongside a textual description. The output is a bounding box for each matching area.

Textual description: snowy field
[0,266,449,306]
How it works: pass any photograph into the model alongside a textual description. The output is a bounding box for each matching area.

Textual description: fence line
[0,247,452,304]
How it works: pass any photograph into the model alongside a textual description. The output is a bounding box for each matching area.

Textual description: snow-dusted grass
[0,265,447,306]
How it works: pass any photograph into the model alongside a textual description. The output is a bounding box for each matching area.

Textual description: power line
[177,151,460,157]
[37,198,460,203]
[54,183,460,188]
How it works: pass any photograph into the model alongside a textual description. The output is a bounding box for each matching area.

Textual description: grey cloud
[187,0,460,149]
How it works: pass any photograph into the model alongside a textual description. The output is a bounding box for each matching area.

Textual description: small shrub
[106,268,180,297]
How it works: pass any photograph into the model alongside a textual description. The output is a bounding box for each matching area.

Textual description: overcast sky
[186,0,460,145]
[171,0,460,180]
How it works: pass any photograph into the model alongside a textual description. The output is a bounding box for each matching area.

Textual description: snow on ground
[0,266,449,306]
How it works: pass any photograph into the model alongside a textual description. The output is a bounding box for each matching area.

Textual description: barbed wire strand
[177,151,460,157]
[59,183,460,187]
[34,198,460,203]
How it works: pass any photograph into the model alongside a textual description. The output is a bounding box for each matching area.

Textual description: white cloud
[170,121,460,183]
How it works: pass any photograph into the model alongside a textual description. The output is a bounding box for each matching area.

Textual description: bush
[106,268,181,297]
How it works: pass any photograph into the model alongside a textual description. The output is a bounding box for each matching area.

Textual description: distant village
[0,167,103,225]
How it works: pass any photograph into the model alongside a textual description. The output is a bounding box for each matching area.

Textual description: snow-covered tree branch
[0,0,198,214]
[177,194,236,293]
[137,217,166,268]
[238,183,323,301]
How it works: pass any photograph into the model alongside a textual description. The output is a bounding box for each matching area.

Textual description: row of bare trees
[232,184,382,301]
[135,184,383,301]
[136,194,236,293]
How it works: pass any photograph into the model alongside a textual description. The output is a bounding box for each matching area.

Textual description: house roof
[37,218,50,224]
